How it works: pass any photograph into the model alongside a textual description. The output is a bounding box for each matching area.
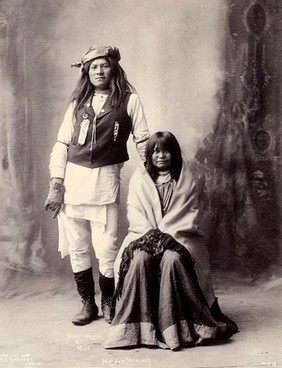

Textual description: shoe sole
[72,315,99,325]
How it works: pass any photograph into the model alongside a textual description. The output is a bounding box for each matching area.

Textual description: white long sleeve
[128,93,150,161]
[49,103,75,179]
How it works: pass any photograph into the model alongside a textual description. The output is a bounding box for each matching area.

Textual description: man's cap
[71,45,121,68]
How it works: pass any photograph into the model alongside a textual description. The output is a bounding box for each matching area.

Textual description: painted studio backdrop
[0,0,281,289]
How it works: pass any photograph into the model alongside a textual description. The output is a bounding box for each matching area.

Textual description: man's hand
[44,180,65,218]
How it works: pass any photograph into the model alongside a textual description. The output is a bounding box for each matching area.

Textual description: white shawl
[114,161,215,306]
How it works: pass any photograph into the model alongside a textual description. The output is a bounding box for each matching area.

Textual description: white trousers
[64,203,119,277]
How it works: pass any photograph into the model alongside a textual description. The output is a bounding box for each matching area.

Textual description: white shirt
[49,92,149,209]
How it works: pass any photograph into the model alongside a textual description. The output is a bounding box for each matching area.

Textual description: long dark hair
[145,131,183,182]
[70,57,135,120]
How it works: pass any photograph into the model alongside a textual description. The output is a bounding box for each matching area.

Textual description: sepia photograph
[0,0,281,367]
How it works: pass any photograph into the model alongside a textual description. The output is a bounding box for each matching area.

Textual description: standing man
[45,45,149,325]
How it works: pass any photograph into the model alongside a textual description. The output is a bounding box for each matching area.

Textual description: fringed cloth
[111,228,208,318]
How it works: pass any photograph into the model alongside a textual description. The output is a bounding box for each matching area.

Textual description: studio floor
[0,268,281,368]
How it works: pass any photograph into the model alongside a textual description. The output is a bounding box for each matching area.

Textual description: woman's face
[88,58,112,91]
[152,144,172,171]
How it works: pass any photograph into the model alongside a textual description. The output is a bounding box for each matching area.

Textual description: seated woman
[104,131,238,350]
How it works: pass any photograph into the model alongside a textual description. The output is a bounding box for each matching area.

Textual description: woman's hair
[70,57,135,119]
[145,131,183,182]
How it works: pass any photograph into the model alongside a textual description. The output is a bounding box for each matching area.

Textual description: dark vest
[68,93,132,168]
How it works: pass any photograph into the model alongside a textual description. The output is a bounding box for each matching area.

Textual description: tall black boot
[210,297,239,332]
[72,267,99,326]
[99,272,115,324]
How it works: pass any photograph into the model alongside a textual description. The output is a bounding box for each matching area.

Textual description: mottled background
[0,0,281,282]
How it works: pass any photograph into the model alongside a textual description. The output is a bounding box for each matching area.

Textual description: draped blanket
[105,228,227,350]
[113,228,204,305]
[114,162,215,306]
[104,163,232,350]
